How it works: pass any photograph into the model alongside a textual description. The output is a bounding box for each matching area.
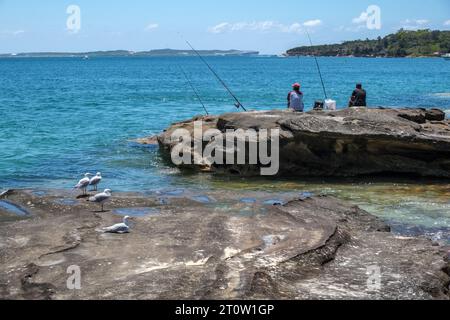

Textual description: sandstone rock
[154,108,450,178]
[0,189,448,300]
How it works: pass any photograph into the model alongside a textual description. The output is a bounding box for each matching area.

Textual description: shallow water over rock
[31,190,48,197]
[189,195,216,204]
[263,199,286,206]
[0,200,31,217]
[156,189,185,197]
[240,197,257,204]
[113,207,160,217]
[207,178,450,243]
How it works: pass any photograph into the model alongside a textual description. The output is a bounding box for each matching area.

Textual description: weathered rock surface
[152,108,450,177]
[0,189,449,300]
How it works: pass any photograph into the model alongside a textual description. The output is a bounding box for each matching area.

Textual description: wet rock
[134,136,159,145]
[153,108,450,178]
[397,108,445,124]
[0,190,448,300]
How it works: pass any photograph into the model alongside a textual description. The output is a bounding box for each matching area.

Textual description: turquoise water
[0,56,450,241]
[0,56,449,191]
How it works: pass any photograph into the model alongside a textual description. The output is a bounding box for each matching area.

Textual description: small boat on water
[442,53,450,60]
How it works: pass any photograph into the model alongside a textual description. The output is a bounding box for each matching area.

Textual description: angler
[287,82,305,112]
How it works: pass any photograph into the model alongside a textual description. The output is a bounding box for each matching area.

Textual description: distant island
[286,29,450,58]
[0,49,259,58]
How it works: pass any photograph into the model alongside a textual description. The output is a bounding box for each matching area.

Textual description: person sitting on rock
[348,83,367,108]
[287,83,304,112]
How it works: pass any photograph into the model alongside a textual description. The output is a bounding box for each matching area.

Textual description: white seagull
[89,172,102,191]
[101,216,131,234]
[74,173,92,195]
[88,189,112,212]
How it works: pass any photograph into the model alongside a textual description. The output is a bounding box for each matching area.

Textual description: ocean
[0,56,449,242]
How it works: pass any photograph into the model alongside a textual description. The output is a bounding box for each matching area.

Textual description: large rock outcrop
[0,189,449,300]
[148,108,450,178]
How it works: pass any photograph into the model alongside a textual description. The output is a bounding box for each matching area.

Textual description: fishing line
[181,37,248,112]
[305,29,328,100]
[161,39,209,115]
[178,65,209,115]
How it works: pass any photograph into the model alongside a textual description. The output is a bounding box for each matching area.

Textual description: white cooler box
[325,99,337,111]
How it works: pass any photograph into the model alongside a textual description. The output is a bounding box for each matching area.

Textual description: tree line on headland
[286,29,450,57]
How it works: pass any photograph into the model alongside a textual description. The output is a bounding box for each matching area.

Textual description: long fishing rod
[185,40,248,112]
[305,29,328,100]
[178,65,209,115]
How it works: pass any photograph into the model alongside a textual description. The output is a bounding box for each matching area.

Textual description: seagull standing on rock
[89,172,102,191]
[88,189,112,212]
[74,173,92,195]
[101,216,131,234]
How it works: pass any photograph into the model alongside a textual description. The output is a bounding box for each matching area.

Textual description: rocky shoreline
[0,189,449,300]
[2,107,450,300]
[147,107,450,178]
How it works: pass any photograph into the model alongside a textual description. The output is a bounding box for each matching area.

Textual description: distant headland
[286,29,450,58]
[0,49,260,58]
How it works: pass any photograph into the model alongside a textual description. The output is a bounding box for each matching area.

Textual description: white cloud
[444,20,450,26]
[353,12,370,24]
[208,20,321,34]
[303,19,322,27]
[403,19,429,25]
[415,19,429,25]
[335,24,367,33]
[209,22,230,34]
[351,6,382,30]
[145,23,159,32]
[400,19,430,30]
[0,30,25,36]
[282,23,303,33]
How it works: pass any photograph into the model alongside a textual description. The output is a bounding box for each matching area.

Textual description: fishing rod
[178,65,209,115]
[305,29,328,100]
[185,40,248,112]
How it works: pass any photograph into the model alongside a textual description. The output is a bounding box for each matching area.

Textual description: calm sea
[0,56,449,241]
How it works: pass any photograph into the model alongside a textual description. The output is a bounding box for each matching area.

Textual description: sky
[0,0,449,54]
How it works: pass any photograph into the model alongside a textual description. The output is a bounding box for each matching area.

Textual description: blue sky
[0,0,449,54]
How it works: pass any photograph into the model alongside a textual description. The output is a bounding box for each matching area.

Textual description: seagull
[88,189,112,212]
[101,216,131,234]
[89,172,102,191]
[74,173,92,195]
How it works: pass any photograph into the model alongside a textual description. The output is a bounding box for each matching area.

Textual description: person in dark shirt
[348,83,367,107]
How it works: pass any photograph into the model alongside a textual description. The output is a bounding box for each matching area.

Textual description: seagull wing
[89,176,102,186]
[103,223,129,233]
[89,193,110,203]
[75,177,90,189]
